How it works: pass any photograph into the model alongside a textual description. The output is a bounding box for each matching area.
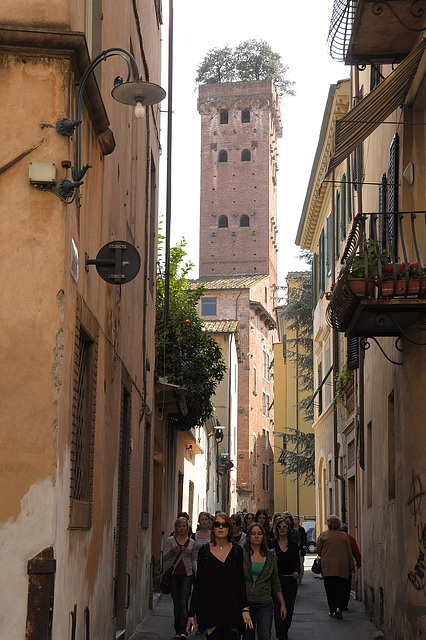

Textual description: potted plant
[341,240,383,297]
[407,262,426,296]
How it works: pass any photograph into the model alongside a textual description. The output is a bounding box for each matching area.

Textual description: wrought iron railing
[327,0,357,61]
[327,211,426,332]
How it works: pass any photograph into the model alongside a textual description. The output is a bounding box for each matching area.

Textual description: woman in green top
[243,523,286,640]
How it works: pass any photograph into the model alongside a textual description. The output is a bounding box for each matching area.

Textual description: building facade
[0,2,164,639]
[298,4,426,636]
[274,273,316,520]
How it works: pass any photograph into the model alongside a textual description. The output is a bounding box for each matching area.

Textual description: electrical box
[29,162,56,185]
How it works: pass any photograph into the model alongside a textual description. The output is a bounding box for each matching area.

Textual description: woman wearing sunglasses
[187,512,252,639]
[243,523,286,640]
[272,518,300,640]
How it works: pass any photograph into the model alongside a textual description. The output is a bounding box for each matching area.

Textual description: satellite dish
[85,241,141,285]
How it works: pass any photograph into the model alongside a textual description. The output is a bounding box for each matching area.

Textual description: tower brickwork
[198,80,282,287]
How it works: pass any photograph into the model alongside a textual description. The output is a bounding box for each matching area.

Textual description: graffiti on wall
[406,470,426,592]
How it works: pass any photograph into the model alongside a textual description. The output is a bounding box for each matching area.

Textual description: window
[262,428,269,451]
[324,342,331,406]
[252,365,257,394]
[262,392,270,417]
[240,214,249,227]
[241,149,251,162]
[326,211,332,276]
[340,175,347,240]
[70,298,98,529]
[319,229,325,296]
[220,109,228,124]
[317,361,323,416]
[201,297,217,316]
[252,434,258,464]
[262,463,269,491]
[370,64,382,91]
[218,150,228,163]
[218,215,228,228]
[262,349,270,381]
[241,108,250,123]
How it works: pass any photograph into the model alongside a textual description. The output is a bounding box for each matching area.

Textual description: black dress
[189,543,247,634]
[272,539,300,639]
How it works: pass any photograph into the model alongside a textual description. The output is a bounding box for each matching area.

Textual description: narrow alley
[131,556,379,640]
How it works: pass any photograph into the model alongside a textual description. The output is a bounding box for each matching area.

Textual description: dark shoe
[329,612,336,618]
[335,609,343,619]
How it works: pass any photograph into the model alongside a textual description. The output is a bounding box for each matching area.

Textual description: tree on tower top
[196,39,295,99]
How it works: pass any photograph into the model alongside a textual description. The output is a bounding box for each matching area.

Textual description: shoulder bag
[160,547,185,594]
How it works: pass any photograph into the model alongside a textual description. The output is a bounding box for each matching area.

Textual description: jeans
[244,600,273,640]
[273,576,298,639]
[170,573,193,634]
[323,575,348,613]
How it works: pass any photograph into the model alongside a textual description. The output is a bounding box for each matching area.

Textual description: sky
[159,0,349,287]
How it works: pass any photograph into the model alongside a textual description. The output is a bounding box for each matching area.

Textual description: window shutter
[317,361,323,415]
[346,158,352,222]
[388,133,399,260]
[326,213,332,277]
[347,336,359,371]
[312,254,318,309]
[379,173,387,249]
[319,230,325,296]
[334,192,339,258]
[340,176,346,240]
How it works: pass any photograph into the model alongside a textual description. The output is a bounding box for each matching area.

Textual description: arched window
[240,215,250,227]
[218,215,228,228]
[241,109,250,123]
[220,109,228,124]
[218,150,228,163]
[241,149,251,162]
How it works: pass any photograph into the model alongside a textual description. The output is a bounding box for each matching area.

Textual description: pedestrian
[268,512,282,547]
[164,517,197,639]
[186,512,252,640]
[339,523,361,610]
[243,512,254,532]
[254,508,271,543]
[192,511,212,554]
[231,513,247,546]
[316,514,355,620]
[272,517,300,640]
[243,523,286,640]
[293,515,307,584]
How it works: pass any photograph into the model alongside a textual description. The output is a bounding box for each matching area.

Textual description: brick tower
[197,80,282,286]
[195,80,282,514]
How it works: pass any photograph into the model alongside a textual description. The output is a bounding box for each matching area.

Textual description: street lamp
[56,47,166,206]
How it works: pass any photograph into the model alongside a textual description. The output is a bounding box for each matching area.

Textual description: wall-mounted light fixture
[55,47,166,206]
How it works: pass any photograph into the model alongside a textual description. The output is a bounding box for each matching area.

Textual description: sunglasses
[277,524,288,528]
[213,521,230,529]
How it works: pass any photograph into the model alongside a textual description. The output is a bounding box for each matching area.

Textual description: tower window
[201,297,217,316]
[241,109,250,123]
[218,150,228,163]
[241,149,251,162]
[220,109,228,124]
[218,215,228,228]
[240,215,249,227]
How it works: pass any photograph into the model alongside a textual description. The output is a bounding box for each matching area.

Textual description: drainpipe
[331,168,346,522]
[227,334,232,511]
[295,324,300,516]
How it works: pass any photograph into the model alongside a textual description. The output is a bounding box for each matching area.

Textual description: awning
[323,35,426,178]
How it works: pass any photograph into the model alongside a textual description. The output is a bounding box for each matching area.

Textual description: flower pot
[346,278,375,298]
[380,279,406,298]
[408,276,426,296]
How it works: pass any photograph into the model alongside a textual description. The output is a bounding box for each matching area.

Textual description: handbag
[160,547,185,594]
[311,556,322,575]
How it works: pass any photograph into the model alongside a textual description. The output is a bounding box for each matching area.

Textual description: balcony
[326,211,426,338]
[328,0,426,63]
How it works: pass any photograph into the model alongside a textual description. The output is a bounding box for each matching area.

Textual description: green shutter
[312,254,318,309]
[326,213,332,277]
[319,230,325,296]
[335,192,340,258]
[346,158,352,221]
[347,337,359,371]
[341,176,346,240]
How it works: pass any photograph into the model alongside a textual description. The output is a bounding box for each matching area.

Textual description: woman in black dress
[187,512,252,640]
[272,517,300,640]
